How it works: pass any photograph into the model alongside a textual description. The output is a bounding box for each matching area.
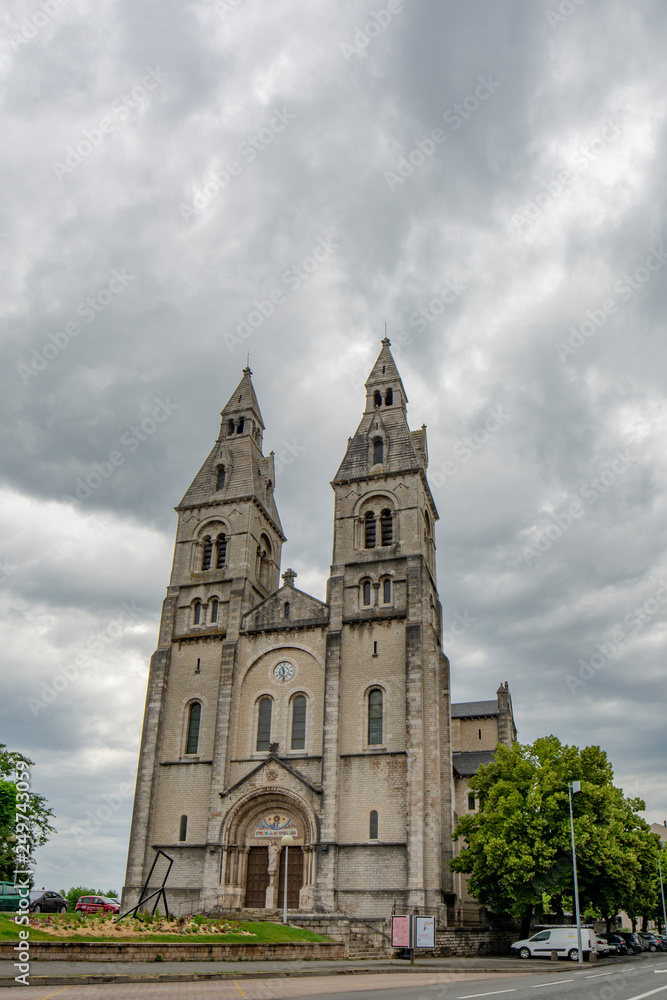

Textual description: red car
[75,895,120,915]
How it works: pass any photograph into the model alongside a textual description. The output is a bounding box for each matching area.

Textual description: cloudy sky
[2,0,667,893]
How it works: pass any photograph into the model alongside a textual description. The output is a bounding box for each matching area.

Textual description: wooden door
[245,847,269,907]
[277,847,304,910]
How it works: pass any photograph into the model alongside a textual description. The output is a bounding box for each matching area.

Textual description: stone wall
[0,940,345,962]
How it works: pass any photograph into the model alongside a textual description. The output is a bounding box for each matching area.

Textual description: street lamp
[568,780,584,965]
[281,834,294,925]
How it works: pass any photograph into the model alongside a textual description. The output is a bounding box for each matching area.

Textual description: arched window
[210,598,218,623]
[258,534,272,588]
[236,417,244,434]
[373,439,383,465]
[364,511,376,548]
[216,466,226,490]
[193,601,202,625]
[362,581,372,606]
[186,702,201,754]
[291,695,307,750]
[368,689,383,745]
[179,815,188,841]
[228,420,235,436]
[374,390,382,407]
[385,388,393,405]
[380,509,393,546]
[369,810,379,840]
[256,697,272,751]
[202,536,213,570]
[383,578,391,604]
[284,602,290,619]
[216,533,227,567]
[424,510,431,538]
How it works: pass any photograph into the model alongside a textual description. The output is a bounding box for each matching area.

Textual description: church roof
[451,700,499,718]
[221,368,265,429]
[365,337,408,399]
[452,751,496,777]
[242,582,329,633]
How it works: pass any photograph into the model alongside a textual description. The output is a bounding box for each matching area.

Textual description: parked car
[0,882,23,912]
[596,937,617,956]
[637,932,665,952]
[616,931,643,954]
[29,890,68,914]
[75,895,120,915]
[511,927,597,960]
[600,933,635,956]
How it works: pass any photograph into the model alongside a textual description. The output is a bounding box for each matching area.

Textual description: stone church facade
[122,339,516,918]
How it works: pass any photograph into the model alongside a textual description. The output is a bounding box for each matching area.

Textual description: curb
[0,961,588,987]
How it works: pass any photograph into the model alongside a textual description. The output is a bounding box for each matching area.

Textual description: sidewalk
[0,954,619,987]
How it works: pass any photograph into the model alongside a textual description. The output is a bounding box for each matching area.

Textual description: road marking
[532,980,574,987]
[655,971,667,975]
[233,982,247,998]
[583,973,615,978]
[459,991,518,998]
[621,985,667,1000]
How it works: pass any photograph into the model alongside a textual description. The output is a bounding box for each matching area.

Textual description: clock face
[273,661,294,682]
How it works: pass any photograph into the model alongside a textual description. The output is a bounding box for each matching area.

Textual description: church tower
[123,368,286,908]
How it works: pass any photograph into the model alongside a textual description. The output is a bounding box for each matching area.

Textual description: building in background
[122,339,516,919]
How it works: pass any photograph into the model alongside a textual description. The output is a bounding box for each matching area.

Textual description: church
[122,339,516,919]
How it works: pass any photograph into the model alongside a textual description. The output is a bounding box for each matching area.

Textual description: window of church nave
[361,580,372,606]
[368,688,383,745]
[256,696,272,751]
[193,600,202,625]
[369,810,379,840]
[185,702,201,755]
[372,438,383,465]
[291,695,307,750]
[210,598,218,623]
[179,815,187,841]
[216,465,226,490]
[382,578,391,604]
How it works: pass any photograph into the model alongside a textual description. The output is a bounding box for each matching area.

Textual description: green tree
[0,745,56,882]
[450,735,652,936]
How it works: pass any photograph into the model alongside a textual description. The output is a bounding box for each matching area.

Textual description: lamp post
[568,780,584,965]
[658,845,667,936]
[281,834,294,924]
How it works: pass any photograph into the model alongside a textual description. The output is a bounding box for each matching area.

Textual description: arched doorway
[219,791,317,911]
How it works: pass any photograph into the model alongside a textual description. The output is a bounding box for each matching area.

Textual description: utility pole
[568,780,584,965]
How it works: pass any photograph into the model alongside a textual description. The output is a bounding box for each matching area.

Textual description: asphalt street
[0,955,664,1000]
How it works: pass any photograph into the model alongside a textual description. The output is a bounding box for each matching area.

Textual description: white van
[511,927,597,960]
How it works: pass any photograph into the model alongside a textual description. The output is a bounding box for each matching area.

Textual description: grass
[0,913,332,945]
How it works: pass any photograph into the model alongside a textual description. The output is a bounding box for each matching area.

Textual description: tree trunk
[605,914,612,934]
[631,917,637,931]
[641,914,648,932]
[520,903,534,940]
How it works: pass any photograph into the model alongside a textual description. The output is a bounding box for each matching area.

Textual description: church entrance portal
[220,792,316,911]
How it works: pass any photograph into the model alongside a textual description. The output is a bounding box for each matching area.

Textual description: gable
[242,585,329,633]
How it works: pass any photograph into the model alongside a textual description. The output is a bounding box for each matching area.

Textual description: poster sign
[391,915,411,948]
[414,915,436,949]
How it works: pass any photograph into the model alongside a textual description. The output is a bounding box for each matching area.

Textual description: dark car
[616,931,643,954]
[638,932,665,952]
[0,882,23,912]
[75,895,120,915]
[29,890,68,914]
[600,933,633,956]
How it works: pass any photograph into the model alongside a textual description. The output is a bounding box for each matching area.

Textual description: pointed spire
[221,367,264,429]
[364,337,408,402]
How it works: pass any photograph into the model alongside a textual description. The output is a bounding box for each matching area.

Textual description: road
[0,955,665,1000]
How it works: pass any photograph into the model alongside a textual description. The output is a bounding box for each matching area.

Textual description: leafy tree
[450,735,654,936]
[0,745,56,882]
